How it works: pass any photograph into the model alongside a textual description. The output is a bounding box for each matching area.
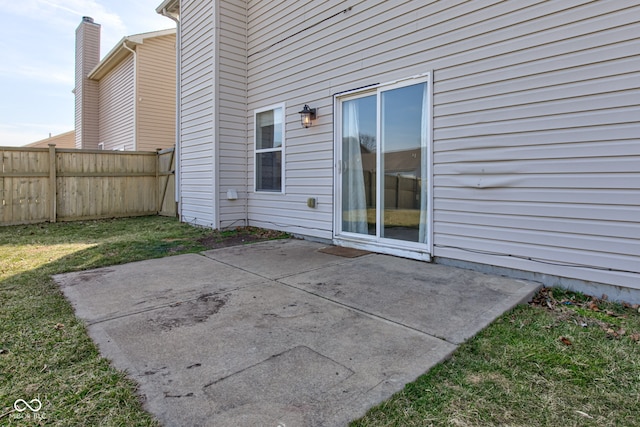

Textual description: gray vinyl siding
[430,1,640,290]
[179,0,217,227]
[98,54,134,151]
[242,0,640,289]
[218,0,248,229]
[246,1,342,240]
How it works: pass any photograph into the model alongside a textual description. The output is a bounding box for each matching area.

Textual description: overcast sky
[0,0,176,146]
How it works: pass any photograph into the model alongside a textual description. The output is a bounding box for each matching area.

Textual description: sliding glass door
[341,94,376,236]
[339,78,430,249]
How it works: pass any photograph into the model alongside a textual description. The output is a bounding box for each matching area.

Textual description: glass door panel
[380,82,428,243]
[339,79,429,247]
[341,95,376,236]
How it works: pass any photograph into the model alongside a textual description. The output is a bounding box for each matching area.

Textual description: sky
[0,0,176,147]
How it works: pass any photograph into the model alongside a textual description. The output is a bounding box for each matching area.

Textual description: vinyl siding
[97,54,135,151]
[246,2,343,239]
[241,0,640,289]
[217,0,248,228]
[179,0,217,227]
[136,34,177,152]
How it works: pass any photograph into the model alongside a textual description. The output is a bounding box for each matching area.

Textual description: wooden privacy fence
[362,171,421,210]
[0,145,176,226]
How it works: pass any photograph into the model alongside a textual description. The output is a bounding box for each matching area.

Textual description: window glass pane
[341,95,376,235]
[256,108,282,149]
[338,79,429,246]
[256,151,282,192]
[381,82,427,243]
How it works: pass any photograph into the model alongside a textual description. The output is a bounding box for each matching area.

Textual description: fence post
[156,148,161,213]
[48,144,57,223]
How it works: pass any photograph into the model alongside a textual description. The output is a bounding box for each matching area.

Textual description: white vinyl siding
[241,0,640,289]
[179,0,217,227]
[218,0,248,229]
[137,34,177,152]
[98,54,134,151]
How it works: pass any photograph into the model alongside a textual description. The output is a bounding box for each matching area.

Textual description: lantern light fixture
[298,104,316,128]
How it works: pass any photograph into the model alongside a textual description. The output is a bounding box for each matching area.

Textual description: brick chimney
[74,16,100,149]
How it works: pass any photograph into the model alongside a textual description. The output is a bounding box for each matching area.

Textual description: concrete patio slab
[55,239,541,426]
[282,253,539,344]
[202,238,349,279]
[56,253,265,324]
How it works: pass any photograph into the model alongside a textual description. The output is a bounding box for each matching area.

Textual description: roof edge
[156,0,180,15]
[88,28,176,80]
[25,130,75,147]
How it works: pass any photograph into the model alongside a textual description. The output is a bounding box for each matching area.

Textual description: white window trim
[254,103,286,194]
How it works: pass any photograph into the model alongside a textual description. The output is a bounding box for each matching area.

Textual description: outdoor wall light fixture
[298,105,317,128]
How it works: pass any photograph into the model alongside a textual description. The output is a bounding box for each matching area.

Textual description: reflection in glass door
[381,82,428,243]
[340,80,429,246]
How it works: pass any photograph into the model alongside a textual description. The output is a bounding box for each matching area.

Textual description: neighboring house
[74,17,176,151]
[25,131,76,149]
[156,1,640,301]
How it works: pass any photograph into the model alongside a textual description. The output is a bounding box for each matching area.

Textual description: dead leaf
[604,310,623,318]
[588,302,600,312]
[630,333,640,342]
[605,328,625,339]
[559,336,572,346]
[54,323,64,330]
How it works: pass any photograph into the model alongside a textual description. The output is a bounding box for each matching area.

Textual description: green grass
[1,218,639,426]
[0,217,285,426]
[352,288,640,427]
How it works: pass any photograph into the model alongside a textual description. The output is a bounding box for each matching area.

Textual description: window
[337,75,431,247]
[255,104,285,192]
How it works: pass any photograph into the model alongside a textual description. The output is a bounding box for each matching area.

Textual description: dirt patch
[75,269,115,282]
[197,227,289,250]
[149,293,229,331]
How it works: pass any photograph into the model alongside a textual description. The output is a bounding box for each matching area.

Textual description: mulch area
[196,227,289,250]
[529,287,640,343]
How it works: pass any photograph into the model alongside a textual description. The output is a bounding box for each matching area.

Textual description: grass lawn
[352,288,640,427]
[1,217,638,426]
[0,217,284,426]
